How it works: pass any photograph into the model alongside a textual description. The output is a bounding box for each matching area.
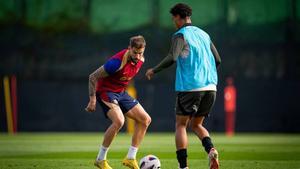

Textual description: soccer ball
[139,154,161,169]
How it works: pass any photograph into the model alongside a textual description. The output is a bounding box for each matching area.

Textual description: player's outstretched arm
[85,66,108,112]
[145,34,184,80]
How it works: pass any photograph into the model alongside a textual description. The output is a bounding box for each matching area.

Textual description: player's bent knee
[176,121,188,128]
[112,119,125,130]
[141,113,151,127]
[190,123,203,132]
[145,115,152,127]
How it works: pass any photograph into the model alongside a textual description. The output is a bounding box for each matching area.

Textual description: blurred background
[0,0,299,133]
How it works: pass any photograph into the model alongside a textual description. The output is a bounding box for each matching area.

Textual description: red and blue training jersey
[96,49,144,93]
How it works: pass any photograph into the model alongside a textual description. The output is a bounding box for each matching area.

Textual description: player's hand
[85,101,96,112]
[85,96,96,112]
[145,68,154,80]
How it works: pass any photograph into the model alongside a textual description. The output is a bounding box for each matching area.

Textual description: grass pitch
[0,133,300,169]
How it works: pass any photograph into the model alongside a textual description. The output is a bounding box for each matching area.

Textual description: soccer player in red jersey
[85,35,151,169]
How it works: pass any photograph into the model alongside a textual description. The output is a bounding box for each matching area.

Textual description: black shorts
[175,91,216,117]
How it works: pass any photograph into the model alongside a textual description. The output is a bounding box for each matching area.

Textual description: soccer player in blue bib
[146,3,221,169]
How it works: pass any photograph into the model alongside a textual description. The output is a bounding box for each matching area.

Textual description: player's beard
[130,55,138,64]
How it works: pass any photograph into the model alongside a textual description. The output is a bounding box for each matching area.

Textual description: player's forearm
[89,95,96,103]
[88,75,97,96]
[88,66,108,96]
[211,42,221,69]
[153,35,184,73]
[153,55,175,73]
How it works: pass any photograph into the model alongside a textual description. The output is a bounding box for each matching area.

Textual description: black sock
[202,137,214,154]
[176,149,187,168]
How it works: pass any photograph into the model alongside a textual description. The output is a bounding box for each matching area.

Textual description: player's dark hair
[129,35,146,49]
[170,3,192,19]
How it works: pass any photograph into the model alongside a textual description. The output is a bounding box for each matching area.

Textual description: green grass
[0,133,300,169]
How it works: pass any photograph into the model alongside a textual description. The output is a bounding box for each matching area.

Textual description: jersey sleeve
[152,34,184,73]
[103,58,122,75]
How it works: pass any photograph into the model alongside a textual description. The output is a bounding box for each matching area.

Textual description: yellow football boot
[94,159,113,169]
[122,158,139,169]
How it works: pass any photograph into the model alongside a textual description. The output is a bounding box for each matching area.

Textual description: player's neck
[177,22,192,30]
[177,18,192,29]
[185,18,192,24]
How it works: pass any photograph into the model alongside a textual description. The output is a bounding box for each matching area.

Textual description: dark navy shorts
[96,91,139,118]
